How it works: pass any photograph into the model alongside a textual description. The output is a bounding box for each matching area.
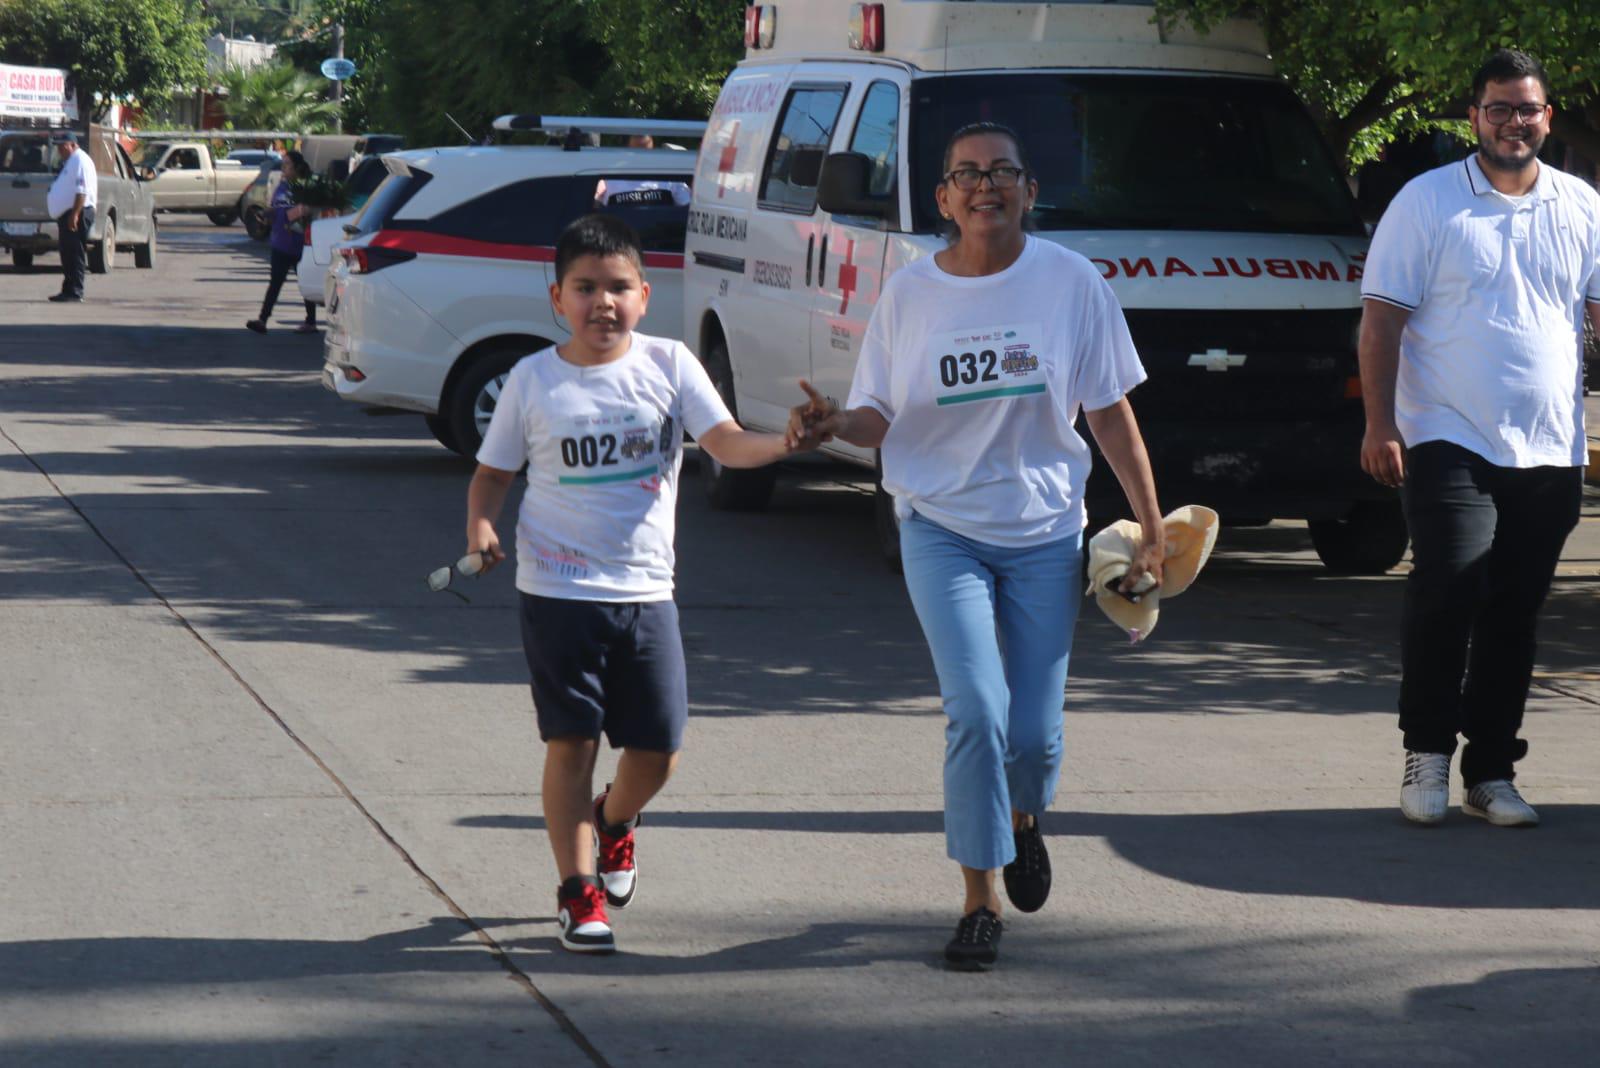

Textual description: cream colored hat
[1086,505,1219,643]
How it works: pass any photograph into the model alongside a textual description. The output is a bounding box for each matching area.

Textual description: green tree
[583,0,745,118]
[276,0,387,135]
[0,0,207,116]
[218,60,340,131]
[1156,0,1600,170]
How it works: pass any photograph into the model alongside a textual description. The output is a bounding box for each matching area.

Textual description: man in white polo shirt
[46,130,97,303]
[1360,49,1599,828]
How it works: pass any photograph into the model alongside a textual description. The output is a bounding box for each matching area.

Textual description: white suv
[323,132,697,455]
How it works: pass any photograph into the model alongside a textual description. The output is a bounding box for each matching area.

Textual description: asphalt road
[3,219,1599,1066]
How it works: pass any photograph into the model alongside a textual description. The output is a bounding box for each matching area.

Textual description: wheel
[445,345,534,457]
[208,209,238,226]
[243,203,269,241]
[874,451,903,574]
[10,250,32,270]
[425,414,465,455]
[1308,499,1409,574]
[133,219,157,269]
[700,338,777,511]
[87,217,114,274]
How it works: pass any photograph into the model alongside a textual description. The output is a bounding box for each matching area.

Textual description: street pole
[332,21,345,134]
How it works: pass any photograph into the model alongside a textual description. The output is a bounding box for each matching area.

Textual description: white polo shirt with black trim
[1362,154,1599,468]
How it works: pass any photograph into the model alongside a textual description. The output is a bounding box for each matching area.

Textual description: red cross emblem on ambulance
[837,238,858,314]
[717,121,740,199]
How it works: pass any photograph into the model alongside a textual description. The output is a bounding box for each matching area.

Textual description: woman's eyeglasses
[944,166,1025,191]
[426,551,488,603]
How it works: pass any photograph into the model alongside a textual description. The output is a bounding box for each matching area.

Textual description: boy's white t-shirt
[476,333,733,601]
[847,236,1147,547]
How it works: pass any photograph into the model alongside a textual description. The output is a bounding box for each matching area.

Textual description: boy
[466,214,806,953]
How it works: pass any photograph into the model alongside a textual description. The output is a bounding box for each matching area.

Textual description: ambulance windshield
[911,74,1364,236]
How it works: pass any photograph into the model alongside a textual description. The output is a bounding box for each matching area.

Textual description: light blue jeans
[900,511,1082,871]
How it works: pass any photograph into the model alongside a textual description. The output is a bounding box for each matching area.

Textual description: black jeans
[259,247,314,323]
[1398,441,1582,785]
[56,206,94,298]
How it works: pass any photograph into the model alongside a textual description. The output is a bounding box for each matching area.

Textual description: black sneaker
[944,907,1003,971]
[1002,818,1051,913]
[48,293,82,302]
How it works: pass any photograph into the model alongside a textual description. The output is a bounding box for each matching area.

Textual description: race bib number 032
[932,323,1046,406]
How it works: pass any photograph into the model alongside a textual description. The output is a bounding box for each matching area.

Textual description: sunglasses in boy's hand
[426,551,490,603]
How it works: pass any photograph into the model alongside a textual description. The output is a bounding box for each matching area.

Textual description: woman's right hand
[786,379,840,449]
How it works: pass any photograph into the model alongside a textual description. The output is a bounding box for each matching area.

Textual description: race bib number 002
[552,409,669,486]
[932,323,1046,406]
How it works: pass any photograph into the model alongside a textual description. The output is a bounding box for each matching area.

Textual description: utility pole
[332,21,345,134]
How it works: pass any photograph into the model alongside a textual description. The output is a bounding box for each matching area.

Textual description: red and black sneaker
[555,875,614,954]
[593,786,639,909]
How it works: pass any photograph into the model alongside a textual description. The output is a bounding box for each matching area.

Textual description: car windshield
[910,74,1364,236]
[350,168,431,235]
[131,142,169,167]
[0,134,59,174]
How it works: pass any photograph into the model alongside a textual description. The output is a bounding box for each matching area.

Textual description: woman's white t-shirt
[846,236,1146,547]
[476,333,732,601]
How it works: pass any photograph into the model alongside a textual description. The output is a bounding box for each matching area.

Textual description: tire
[208,209,238,226]
[874,450,903,574]
[88,217,114,274]
[11,250,32,270]
[425,414,464,455]
[701,338,777,511]
[445,345,533,457]
[243,204,269,241]
[134,219,157,269]
[1308,499,1409,575]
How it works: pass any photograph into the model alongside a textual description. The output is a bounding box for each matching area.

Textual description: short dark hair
[282,149,309,176]
[941,121,1031,176]
[554,213,644,284]
[1471,49,1550,104]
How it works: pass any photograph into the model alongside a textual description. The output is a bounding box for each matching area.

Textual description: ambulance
[683,0,1404,573]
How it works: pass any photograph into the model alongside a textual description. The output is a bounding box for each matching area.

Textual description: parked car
[240,157,282,241]
[297,155,394,305]
[322,132,697,455]
[0,126,157,272]
[131,140,256,225]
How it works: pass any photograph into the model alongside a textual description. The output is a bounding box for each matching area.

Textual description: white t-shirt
[476,333,733,601]
[47,148,97,218]
[1362,155,1600,468]
[847,236,1147,547]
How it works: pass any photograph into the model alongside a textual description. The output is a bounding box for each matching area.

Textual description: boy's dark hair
[1471,49,1550,104]
[283,149,309,176]
[554,213,644,283]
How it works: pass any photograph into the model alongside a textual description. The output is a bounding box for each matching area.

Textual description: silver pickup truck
[0,128,157,272]
[132,141,258,225]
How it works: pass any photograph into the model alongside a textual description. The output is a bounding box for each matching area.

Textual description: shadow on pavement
[457,804,1600,910]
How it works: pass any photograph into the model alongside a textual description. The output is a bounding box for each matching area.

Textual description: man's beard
[1477,125,1545,173]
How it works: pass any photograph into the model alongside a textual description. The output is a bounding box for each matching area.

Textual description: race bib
[931,323,1047,406]
[549,407,672,486]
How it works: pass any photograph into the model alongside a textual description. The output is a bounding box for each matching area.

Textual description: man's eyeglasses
[426,551,488,603]
[944,166,1026,191]
[1480,102,1548,126]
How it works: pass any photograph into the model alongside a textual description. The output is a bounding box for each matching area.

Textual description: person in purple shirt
[247,149,318,334]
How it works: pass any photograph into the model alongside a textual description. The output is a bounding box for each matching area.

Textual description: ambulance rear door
[809,71,909,467]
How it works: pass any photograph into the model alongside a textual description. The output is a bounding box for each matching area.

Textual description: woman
[246,149,317,334]
[790,123,1165,970]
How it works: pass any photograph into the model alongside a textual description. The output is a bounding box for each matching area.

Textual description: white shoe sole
[1462,802,1538,827]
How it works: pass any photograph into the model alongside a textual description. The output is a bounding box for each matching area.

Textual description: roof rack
[128,130,297,140]
[490,115,708,142]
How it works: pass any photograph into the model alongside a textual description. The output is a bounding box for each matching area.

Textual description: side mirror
[817,152,890,219]
[788,146,825,189]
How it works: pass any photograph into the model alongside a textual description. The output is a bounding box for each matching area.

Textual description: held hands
[785,379,843,450]
[1360,422,1407,488]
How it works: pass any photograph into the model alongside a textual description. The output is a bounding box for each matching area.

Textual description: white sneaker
[1400,751,1450,824]
[1463,780,1539,827]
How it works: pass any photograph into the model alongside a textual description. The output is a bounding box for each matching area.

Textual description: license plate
[2,222,38,236]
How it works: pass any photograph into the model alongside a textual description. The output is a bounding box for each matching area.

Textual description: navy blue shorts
[519,594,688,752]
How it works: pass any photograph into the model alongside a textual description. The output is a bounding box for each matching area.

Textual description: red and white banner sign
[1,63,79,122]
